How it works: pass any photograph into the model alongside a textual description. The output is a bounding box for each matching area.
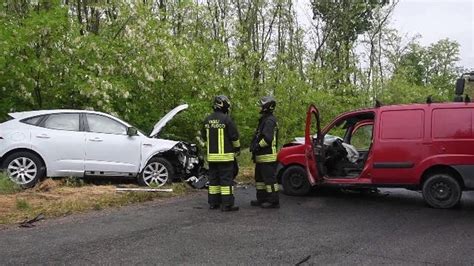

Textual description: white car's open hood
[150,104,189,137]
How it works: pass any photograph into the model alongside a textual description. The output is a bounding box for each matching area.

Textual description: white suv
[0,104,203,188]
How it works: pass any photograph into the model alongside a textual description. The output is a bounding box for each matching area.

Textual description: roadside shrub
[0,172,21,194]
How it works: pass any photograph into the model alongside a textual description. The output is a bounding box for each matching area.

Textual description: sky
[391,0,473,68]
[296,0,474,69]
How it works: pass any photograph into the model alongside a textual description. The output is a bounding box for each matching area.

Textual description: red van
[277,102,474,209]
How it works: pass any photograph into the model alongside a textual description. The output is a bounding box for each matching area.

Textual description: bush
[0,172,21,194]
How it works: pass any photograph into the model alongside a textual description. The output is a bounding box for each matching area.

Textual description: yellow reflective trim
[255,154,277,163]
[208,153,235,162]
[256,182,266,190]
[206,128,210,155]
[220,186,232,195]
[266,185,273,193]
[218,128,224,154]
[272,133,277,154]
[232,139,240,148]
[209,186,221,195]
[274,184,279,192]
[259,138,268,148]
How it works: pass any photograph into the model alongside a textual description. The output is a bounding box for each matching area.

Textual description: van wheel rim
[7,157,37,185]
[431,181,452,201]
[289,172,304,188]
[143,162,168,187]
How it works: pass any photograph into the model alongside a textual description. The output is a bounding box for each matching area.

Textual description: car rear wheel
[281,165,311,196]
[422,173,461,209]
[138,157,174,187]
[2,152,45,189]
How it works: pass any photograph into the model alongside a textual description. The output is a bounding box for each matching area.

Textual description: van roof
[345,102,473,115]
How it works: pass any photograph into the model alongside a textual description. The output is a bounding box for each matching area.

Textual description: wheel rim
[430,181,452,201]
[143,162,168,187]
[289,171,305,189]
[7,157,37,185]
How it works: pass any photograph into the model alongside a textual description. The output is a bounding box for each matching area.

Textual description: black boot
[261,202,280,209]
[221,205,239,212]
[209,204,220,210]
[250,200,264,207]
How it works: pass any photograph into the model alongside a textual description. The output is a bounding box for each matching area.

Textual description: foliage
[0,173,21,195]
[0,0,468,151]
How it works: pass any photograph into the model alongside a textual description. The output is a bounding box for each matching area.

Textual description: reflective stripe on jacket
[253,114,278,163]
[202,111,240,162]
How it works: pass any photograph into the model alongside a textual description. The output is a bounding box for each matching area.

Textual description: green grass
[0,172,21,195]
[16,198,30,210]
[236,149,254,168]
[63,176,85,187]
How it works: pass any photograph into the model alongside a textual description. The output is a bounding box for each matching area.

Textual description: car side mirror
[127,127,138,136]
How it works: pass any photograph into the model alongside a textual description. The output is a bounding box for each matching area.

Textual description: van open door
[305,104,325,185]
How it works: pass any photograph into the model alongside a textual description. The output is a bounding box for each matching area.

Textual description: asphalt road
[1,187,474,265]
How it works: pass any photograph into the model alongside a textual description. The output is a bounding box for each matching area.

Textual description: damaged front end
[170,142,208,189]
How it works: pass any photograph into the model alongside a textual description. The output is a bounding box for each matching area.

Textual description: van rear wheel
[422,173,461,209]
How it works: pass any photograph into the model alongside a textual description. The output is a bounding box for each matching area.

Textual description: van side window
[432,109,472,139]
[381,110,424,140]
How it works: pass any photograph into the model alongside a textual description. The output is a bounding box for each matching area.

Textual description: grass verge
[0,178,193,225]
[0,173,21,195]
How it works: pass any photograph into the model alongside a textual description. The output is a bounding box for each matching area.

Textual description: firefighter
[202,95,241,212]
[250,96,280,208]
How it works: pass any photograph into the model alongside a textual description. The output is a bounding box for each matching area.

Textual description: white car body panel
[30,125,86,177]
[0,106,188,178]
[150,104,188,138]
[139,138,179,172]
[84,132,142,174]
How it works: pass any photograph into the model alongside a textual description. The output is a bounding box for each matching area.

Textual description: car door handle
[143,143,153,147]
[36,134,50,139]
[89,138,103,142]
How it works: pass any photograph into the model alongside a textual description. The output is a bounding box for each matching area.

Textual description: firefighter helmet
[259,96,276,113]
[213,95,231,113]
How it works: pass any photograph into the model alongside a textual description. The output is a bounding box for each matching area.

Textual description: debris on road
[184,176,208,189]
[116,188,173,193]
[19,213,45,228]
[295,255,311,265]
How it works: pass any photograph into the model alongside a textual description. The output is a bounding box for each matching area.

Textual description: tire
[138,157,175,187]
[422,172,461,209]
[281,165,311,196]
[2,151,45,189]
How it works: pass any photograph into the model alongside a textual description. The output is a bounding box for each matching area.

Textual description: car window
[86,114,127,135]
[43,114,80,131]
[22,116,44,126]
[351,124,373,150]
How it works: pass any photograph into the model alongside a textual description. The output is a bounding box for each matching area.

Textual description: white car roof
[9,109,114,119]
[8,109,133,128]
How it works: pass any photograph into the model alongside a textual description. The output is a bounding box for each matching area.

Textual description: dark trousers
[208,162,235,207]
[254,162,279,204]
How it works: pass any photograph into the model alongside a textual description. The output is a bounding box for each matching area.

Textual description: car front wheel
[422,172,461,209]
[3,152,45,189]
[138,157,174,187]
[281,165,311,196]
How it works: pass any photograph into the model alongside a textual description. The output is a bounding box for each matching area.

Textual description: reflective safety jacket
[202,111,240,162]
[252,113,278,163]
